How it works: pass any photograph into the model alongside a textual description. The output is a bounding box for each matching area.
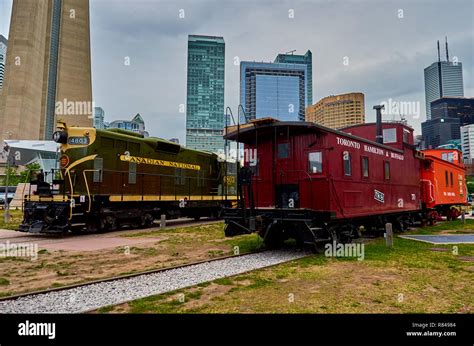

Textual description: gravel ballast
[0,250,307,313]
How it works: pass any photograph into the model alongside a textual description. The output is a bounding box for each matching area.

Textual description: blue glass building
[274,50,312,106]
[240,62,307,121]
[186,35,225,153]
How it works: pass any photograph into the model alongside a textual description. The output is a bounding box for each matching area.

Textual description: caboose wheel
[263,223,284,249]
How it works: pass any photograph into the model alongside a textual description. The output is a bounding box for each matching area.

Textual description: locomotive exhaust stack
[373,104,385,144]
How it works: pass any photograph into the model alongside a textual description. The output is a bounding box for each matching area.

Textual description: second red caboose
[420,149,467,220]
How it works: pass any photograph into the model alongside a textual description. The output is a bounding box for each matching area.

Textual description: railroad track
[0,249,309,313]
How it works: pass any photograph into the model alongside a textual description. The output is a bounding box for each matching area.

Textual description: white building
[93,106,105,129]
[461,125,474,160]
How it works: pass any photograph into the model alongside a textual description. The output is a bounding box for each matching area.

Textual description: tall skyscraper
[274,50,312,106]
[306,92,365,129]
[0,35,7,90]
[93,106,105,129]
[0,0,93,144]
[240,61,307,121]
[186,35,225,153]
[421,97,474,149]
[424,39,464,119]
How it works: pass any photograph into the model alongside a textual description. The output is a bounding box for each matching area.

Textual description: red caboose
[420,149,467,220]
[224,118,424,247]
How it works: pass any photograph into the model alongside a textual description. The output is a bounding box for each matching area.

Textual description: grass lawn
[0,209,23,230]
[99,221,474,314]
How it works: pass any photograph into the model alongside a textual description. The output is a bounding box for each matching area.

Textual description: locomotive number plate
[68,136,90,145]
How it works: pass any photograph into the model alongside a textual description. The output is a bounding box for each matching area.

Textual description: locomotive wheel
[143,213,154,227]
[100,215,118,232]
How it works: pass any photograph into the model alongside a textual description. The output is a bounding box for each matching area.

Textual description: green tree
[19,162,41,183]
[1,167,20,186]
[466,176,474,195]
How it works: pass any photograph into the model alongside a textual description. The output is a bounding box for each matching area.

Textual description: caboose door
[275,141,299,208]
[275,184,300,208]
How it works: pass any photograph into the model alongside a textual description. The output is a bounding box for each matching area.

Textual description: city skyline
[0,0,473,143]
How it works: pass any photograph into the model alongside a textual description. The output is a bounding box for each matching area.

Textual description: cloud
[3,0,473,139]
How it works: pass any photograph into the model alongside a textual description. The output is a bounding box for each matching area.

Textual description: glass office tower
[240,62,307,121]
[424,61,464,119]
[186,35,225,153]
[274,50,312,106]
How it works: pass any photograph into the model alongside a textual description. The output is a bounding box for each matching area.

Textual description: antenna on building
[445,36,449,62]
[286,50,296,55]
[437,40,441,62]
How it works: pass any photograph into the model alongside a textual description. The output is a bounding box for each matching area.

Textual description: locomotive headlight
[53,131,68,144]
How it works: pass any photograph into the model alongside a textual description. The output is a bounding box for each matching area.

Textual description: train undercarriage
[223,206,451,250]
[19,198,224,234]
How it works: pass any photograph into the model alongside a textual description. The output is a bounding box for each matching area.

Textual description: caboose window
[277,143,289,159]
[384,161,390,180]
[450,172,453,187]
[343,152,351,176]
[383,128,397,144]
[445,170,449,187]
[447,152,454,163]
[308,152,322,174]
[403,129,411,143]
[361,156,369,178]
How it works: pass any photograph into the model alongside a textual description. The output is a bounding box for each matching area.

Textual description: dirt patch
[185,284,233,310]
[429,247,450,252]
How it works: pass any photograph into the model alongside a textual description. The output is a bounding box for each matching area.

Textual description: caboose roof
[224,118,405,153]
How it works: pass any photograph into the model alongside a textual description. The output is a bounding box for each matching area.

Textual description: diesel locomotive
[223,115,468,248]
[19,122,237,234]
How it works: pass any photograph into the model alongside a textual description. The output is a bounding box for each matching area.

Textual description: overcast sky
[1,0,473,141]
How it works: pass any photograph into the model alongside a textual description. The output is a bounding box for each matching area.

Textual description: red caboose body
[420,149,467,220]
[224,118,424,246]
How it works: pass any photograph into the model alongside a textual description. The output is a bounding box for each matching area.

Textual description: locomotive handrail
[421,179,435,203]
[82,169,100,213]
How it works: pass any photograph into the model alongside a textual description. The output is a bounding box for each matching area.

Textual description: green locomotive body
[19,122,236,234]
